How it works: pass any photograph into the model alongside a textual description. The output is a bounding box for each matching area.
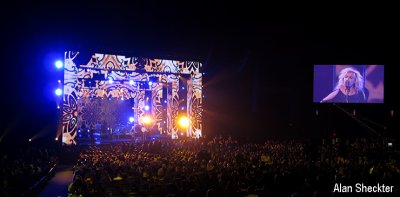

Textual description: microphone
[345,79,351,90]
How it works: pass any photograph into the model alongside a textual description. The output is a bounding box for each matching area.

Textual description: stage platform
[75,132,172,145]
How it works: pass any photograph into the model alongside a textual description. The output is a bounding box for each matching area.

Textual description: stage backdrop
[61,52,202,145]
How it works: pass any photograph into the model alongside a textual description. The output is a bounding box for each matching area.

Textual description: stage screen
[313,65,384,103]
[61,52,203,145]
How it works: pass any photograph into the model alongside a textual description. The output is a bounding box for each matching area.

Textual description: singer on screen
[320,67,369,103]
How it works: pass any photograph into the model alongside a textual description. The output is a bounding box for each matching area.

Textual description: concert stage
[75,130,172,145]
[59,52,203,145]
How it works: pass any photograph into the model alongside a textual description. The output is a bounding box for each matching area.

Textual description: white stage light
[55,88,62,96]
[55,60,63,69]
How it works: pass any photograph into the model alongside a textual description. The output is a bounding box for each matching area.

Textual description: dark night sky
[0,2,397,143]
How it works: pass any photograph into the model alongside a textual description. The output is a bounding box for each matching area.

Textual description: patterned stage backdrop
[76,97,132,132]
[62,51,202,145]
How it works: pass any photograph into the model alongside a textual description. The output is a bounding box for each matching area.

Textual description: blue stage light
[129,117,134,123]
[55,60,63,69]
[55,88,62,96]
[144,105,150,111]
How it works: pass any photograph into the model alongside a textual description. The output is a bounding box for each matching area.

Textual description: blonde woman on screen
[321,67,368,103]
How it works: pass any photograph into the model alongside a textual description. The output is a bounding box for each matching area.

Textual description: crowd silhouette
[1,135,398,196]
[65,136,399,196]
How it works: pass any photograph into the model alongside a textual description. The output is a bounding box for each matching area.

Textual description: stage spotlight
[178,116,190,128]
[149,81,153,86]
[28,138,32,142]
[55,60,63,69]
[55,137,58,141]
[142,116,152,125]
[57,105,60,109]
[182,87,185,90]
[55,88,62,96]
[108,77,114,84]
[129,117,134,123]
[180,132,184,136]
[144,105,150,111]
[58,80,61,83]
[181,107,184,110]
[164,100,167,103]
[129,80,134,85]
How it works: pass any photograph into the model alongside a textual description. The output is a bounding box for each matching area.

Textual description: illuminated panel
[62,52,202,145]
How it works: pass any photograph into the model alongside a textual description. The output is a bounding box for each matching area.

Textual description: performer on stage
[141,124,147,142]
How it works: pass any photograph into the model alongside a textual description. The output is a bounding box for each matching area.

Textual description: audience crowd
[66,136,400,196]
[0,146,57,196]
[1,135,398,197]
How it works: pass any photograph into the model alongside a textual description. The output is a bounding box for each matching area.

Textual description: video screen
[313,65,384,103]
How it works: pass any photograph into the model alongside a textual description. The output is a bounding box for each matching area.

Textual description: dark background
[0,2,397,145]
